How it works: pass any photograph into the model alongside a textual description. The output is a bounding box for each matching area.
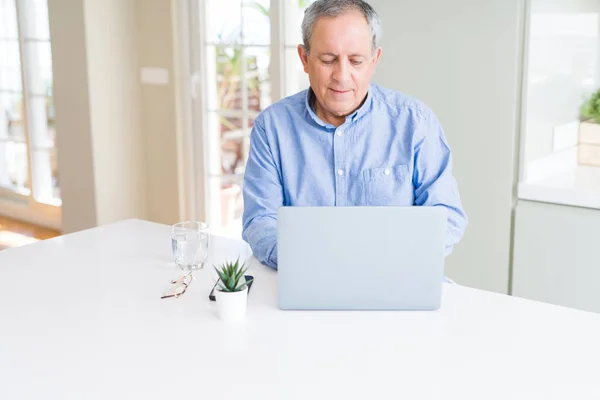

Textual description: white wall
[523,0,600,167]
[48,0,98,232]
[369,0,523,293]
[84,0,146,225]
[135,0,181,225]
[47,0,183,233]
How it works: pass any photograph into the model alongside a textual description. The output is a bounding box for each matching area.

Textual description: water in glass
[171,221,209,271]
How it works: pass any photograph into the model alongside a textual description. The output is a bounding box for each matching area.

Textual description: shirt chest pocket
[363,164,414,206]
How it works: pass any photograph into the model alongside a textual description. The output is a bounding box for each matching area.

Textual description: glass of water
[171,221,209,271]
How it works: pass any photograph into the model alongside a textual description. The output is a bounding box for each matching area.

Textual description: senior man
[242,0,467,269]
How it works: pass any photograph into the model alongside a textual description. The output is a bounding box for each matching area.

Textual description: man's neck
[314,101,345,127]
[312,91,368,127]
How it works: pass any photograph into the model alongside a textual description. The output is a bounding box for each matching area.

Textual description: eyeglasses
[161,272,193,299]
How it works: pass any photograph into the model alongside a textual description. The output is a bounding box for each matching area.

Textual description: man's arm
[242,116,283,268]
[412,110,468,255]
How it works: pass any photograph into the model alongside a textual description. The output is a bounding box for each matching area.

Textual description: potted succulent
[214,257,253,322]
[579,89,600,166]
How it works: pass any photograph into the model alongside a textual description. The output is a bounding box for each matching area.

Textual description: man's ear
[372,47,382,66]
[298,45,309,73]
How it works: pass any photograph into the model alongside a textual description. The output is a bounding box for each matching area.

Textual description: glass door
[194,0,314,237]
[0,0,60,227]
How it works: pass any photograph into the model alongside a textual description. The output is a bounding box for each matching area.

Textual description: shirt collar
[304,84,373,129]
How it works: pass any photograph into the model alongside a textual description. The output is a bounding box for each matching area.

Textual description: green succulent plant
[214,257,253,292]
[580,89,600,123]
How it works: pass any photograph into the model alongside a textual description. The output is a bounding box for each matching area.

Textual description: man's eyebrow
[317,52,337,57]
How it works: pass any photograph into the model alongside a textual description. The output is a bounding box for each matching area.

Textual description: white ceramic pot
[579,121,600,166]
[216,286,248,323]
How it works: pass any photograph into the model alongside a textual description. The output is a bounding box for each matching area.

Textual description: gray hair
[301,0,382,55]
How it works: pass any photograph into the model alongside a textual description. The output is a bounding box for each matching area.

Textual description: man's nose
[332,59,351,83]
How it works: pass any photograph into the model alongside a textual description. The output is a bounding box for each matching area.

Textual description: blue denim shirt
[242,83,467,268]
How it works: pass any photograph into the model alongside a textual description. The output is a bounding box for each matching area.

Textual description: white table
[1,219,599,399]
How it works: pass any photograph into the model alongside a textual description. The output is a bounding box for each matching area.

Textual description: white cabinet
[512,200,600,313]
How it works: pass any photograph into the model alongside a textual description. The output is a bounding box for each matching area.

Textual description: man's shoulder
[370,84,433,119]
[256,90,307,125]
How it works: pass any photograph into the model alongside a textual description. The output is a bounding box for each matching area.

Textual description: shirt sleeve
[412,110,468,255]
[241,116,283,268]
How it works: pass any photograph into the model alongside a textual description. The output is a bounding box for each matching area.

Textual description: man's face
[298,9,381,124]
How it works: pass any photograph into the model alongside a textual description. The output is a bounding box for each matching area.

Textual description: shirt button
[337,169,344,176]
[384,168,391,175]
[336,130,343,137]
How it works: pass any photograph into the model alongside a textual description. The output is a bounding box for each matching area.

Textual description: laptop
[277,206,446,310]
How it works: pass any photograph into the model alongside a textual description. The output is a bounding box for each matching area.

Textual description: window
[195,0,313,236]
[518,0,600,209]
[0,0,60,223]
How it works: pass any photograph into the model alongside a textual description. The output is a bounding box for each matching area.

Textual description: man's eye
[351,60,363,66]
[321,59,335,65]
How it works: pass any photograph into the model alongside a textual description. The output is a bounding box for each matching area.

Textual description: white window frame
[0,0,60,230]
[181,0,308,236]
